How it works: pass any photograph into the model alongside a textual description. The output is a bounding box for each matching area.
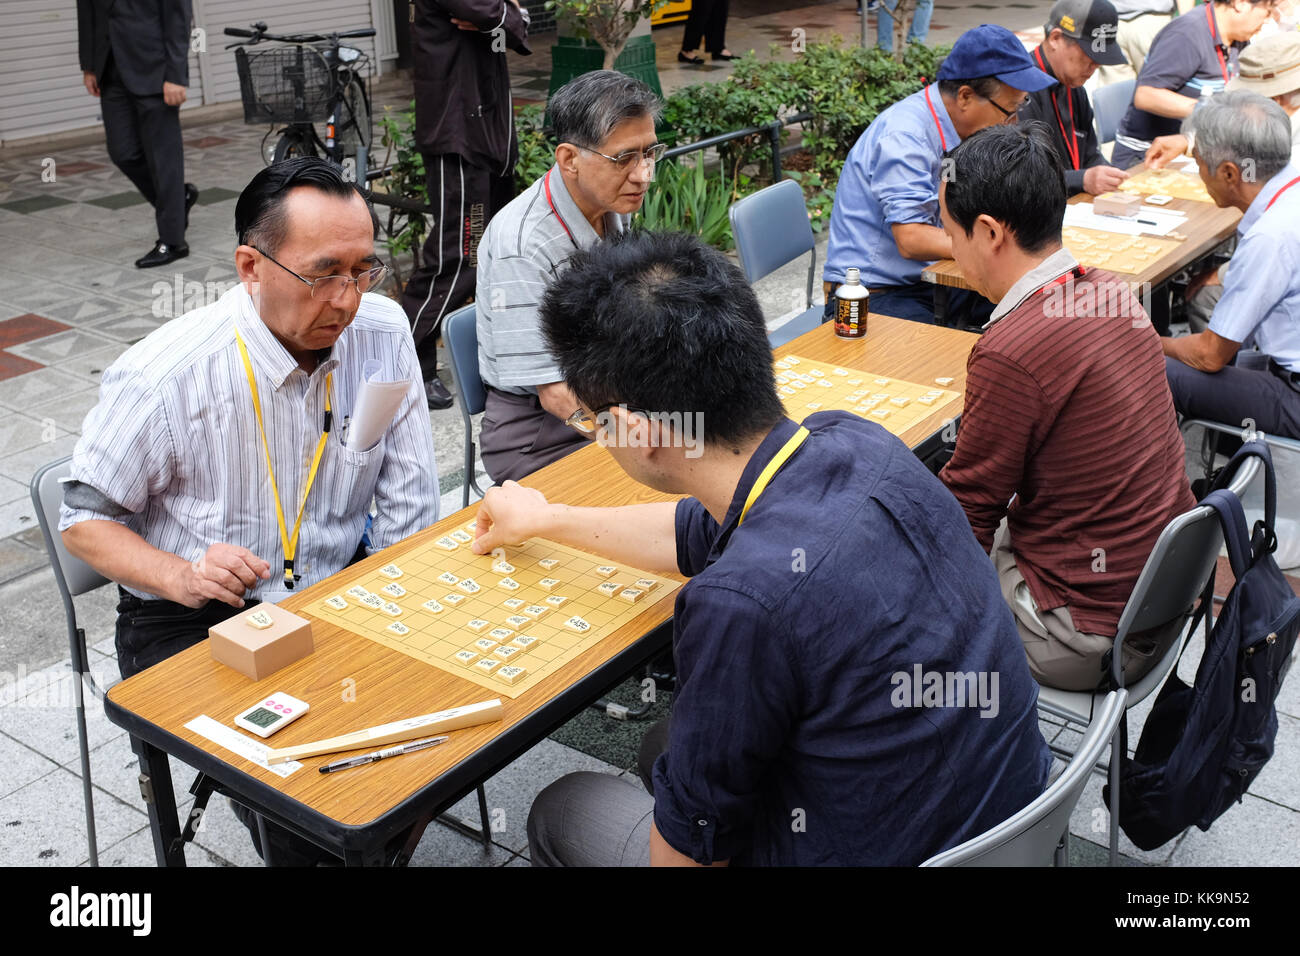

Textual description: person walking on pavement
[678,0,737,64]
[77,0,198,269]
[402,0,531,411]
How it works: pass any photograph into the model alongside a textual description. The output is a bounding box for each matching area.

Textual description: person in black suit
[77,0,198,268]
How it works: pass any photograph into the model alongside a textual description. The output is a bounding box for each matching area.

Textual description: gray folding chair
[729,179,826,347]
[1090,78,1135,147]
[1181,418,1300,491]
[922,689,1127,867]
[30,456,112,867]
[1035,454,1258,865]
[444,303,486,509]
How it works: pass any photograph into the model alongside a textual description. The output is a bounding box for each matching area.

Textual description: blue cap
[936,24,1055,92]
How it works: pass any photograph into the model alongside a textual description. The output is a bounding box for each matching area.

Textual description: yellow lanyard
[234,328,332,589]
[738,426,809,525]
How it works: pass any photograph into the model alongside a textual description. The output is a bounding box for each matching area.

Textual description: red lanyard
[1206,4,1229,86]
[924,85,947,151]
[1034,48,1079,170]
[1266,175,1300,211]
[543,169,578,248]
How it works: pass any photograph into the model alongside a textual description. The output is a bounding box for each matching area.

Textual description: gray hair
[1183,90,1293,183]
[549,70,662,149]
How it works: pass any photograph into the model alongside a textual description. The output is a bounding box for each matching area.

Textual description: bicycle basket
[235,45,336,125]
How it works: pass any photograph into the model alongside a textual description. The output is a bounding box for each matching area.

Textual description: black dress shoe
[184,183,199,228]
[425,377,454,410]
[677,51,704,65]
[134,241,189,269]
[711,51,739,61]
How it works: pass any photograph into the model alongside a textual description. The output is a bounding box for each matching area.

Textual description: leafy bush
[634,158,744,250]
[373,101,428,279]
[514,103,556,194]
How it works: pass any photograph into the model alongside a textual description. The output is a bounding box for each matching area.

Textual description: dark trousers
[400,153,515,382]
[823,281,993,328]
[479,386,589,484]
[1165,351,1300,440]
[99,58,186,247]
[682,0,730,53]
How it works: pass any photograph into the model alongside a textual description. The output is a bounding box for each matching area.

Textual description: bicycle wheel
[271,130,318,164]
[336,76,372,154]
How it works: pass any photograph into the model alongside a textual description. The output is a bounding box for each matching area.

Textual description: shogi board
[774,354,961,435]
[308,526,679,699]
[1118,167,1213,203]
[1060,225,1182,275]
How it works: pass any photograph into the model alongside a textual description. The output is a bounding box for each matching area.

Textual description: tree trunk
[879,0,915,62]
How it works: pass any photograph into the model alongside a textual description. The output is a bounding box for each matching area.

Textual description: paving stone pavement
[1,0,1296,867]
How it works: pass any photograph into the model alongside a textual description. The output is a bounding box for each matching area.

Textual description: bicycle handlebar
[223,24,376,45]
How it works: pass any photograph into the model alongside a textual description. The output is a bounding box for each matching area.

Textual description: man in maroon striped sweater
[936,123,1195,692]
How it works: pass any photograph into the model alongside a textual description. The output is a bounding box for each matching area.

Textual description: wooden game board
[1060,225,1183,275]
[774,354,962,434]
[1119,167,1213,203]
[308,527,679,699]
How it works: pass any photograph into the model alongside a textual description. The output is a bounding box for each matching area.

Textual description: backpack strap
[1202,488,1255,580]
[1211,440,1277,537]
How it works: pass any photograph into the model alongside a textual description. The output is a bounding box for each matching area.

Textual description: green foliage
[783,170,835,235]
[373,101,427,271]
[513,104,556,195]
[661,38,949,184]
[634,158,747,250]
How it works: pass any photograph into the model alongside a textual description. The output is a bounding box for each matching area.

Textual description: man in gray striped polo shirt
[476,71,662,483]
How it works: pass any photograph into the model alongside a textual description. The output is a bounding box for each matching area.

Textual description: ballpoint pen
[318,735,450,773]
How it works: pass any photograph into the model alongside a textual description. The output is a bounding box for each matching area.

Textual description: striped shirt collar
[985,247,1080,328]
[231,284,341,390]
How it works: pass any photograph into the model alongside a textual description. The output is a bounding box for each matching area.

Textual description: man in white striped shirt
[60,158,440,681]
[476,71,662,483]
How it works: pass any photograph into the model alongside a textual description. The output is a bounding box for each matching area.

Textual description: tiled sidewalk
[1,0,1296,867]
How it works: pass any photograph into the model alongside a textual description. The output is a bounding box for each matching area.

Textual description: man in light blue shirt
[824,24,1054,325]
[1164,91,1300,439]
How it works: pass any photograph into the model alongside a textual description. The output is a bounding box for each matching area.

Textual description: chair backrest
[1114,497,1228,640]
[1091,78,1136,146]
[729,179,816,306]
[921,689,1127,866]
[444,303,486,417]
[30,457,109,599]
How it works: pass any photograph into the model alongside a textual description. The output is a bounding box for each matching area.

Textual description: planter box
[546,35,664,99]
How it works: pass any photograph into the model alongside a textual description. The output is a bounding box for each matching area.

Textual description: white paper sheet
[185,715,302,777]
[1065,203,1188,237]
[345,359,408,451]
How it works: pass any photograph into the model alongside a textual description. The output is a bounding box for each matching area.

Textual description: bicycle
[224,21,376,180]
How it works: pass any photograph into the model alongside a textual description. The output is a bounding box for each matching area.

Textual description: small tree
[877,0,919,62]
[547,0,666,70]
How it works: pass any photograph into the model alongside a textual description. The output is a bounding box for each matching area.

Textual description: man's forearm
[533,501,681,573]
[1133,86,1197,120]
[1161,331,1236,373]
[63,520,187,603]
[891,222,952,262]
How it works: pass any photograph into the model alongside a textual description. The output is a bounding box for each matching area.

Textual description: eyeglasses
[564,403,651,435]
[579,143,668,171]
[253,246,390,300]
[980,92,1029,122]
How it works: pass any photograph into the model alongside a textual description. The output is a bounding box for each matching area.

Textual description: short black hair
[937,77,1004,101]
[539,231,785,449]
[234,157,371,253]
[942,121,1066,253]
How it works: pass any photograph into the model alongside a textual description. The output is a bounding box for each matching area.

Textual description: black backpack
[1107,442,1300,850]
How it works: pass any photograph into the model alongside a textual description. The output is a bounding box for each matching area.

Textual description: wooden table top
[922,176,1241,293]
[105,314,980,830]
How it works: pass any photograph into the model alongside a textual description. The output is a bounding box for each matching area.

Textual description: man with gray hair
[1163,90,1300,440]
[475,71,662,483]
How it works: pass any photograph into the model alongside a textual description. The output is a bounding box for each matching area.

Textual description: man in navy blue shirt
[472,231,1051,866]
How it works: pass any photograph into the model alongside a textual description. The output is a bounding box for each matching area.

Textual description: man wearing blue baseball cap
[824,24,1054,326]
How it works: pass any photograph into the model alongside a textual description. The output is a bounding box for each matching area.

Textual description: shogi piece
[210,604,314,680]
[1093,192,1142,218]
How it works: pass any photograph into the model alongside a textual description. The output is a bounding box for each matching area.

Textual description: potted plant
[545,0,668,99]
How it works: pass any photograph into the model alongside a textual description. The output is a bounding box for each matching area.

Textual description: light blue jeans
[876,0,933,51]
